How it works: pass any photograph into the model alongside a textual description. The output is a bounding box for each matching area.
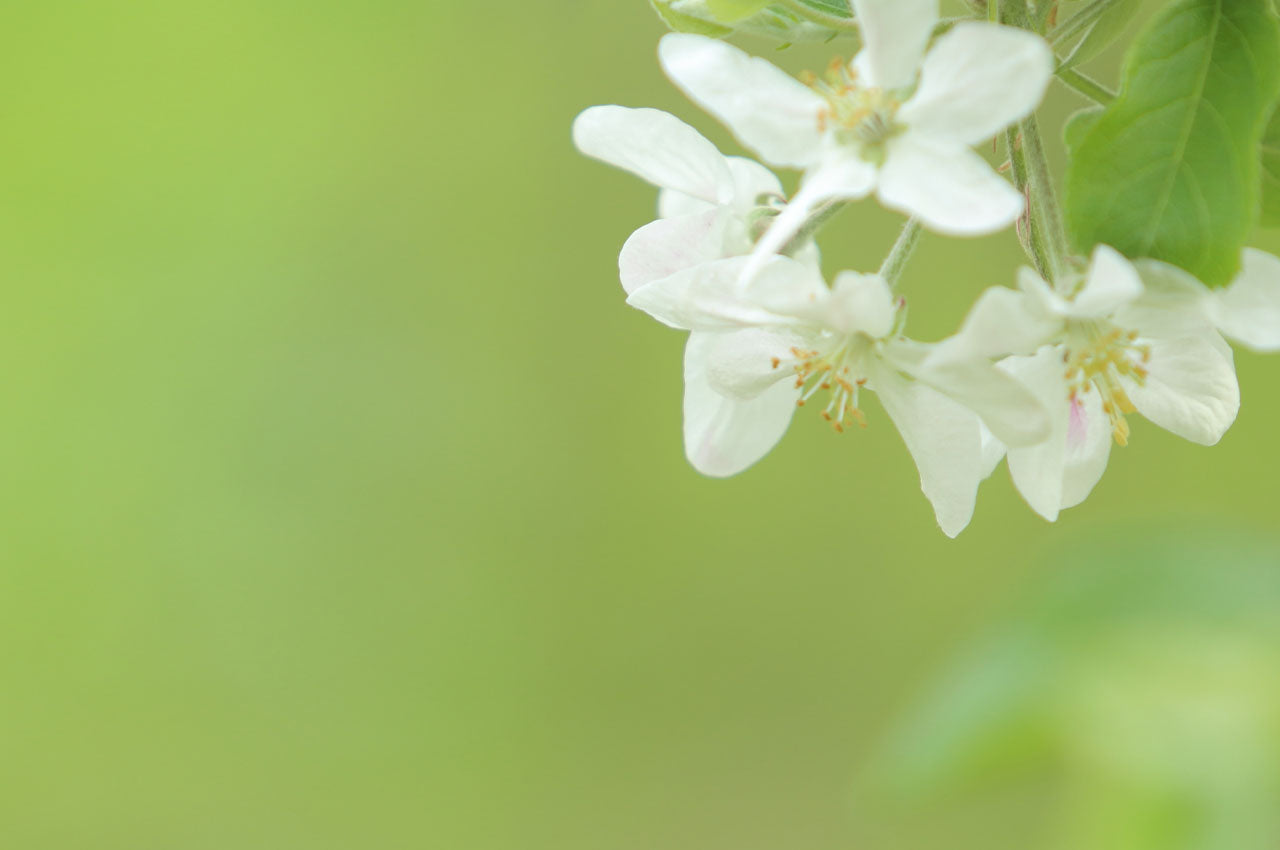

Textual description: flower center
[802,59,902,160]
[1063,323,1151,446]
[772,334,869,433]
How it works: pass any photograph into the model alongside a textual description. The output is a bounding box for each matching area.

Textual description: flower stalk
[779,200,846,257]
[1000,0,1071,281]
[1049,0,1123,47]
[1018,113,1071,281]
[879,218,922,287]
[1055,66,1117,105]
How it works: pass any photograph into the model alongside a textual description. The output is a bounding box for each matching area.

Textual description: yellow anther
[1113,418,1131,447]
[1063,321,1151,446]
[782,337,868,434]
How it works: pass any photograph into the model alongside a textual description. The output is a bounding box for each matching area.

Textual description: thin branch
[1049,0,1118,46]
[1018,114,1070,279]
[1055,66,1117,105]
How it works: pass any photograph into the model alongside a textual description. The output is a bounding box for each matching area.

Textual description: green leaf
[1063,106,1103,151]
[649,0,851,41]
[648,0,734,36]
[792,0,852,16]
[706,0,772,22]
[1058,0,1144,70]
[1262,104,1280,226]
[1064,0,1280,287]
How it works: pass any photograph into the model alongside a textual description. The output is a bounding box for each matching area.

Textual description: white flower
[571,105,813,294]
[656,0,1053,269]
[1133,249,1280,353]
[938,246,1240,521]
[626,254,1050,536]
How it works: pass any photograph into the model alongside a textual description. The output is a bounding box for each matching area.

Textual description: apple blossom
[626,254,1049,536]
[937,246,1240,521]
[572,105,814,294]
[656,0,1053,274]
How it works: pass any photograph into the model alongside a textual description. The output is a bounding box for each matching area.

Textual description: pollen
[802,58,901,151]
[1064,324,1151,446]
[787,343,868,433]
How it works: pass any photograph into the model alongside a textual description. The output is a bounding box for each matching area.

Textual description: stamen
[785,337,868,431]
[801,57,901,153]
[1063,321,1150,446]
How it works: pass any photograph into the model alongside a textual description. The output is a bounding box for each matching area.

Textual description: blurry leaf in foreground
[863,529,1280,850]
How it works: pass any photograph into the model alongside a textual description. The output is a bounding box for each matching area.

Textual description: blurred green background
[0,1,1277,847]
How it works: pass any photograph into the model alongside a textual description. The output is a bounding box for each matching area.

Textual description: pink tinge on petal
[1067,396,1088,450]
[618,209,727,294]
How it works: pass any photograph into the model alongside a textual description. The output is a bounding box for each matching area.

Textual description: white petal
[705,328,802,399]
[978,423,1005,481]
[1113,302,1227,362]
[1017,266,1074,317]
[815,272,895,337]
[658,34,826,168]
[627,252,808,327]
[791,239,823,272]
[898,23,1052,146]
[741,257,830,316]
[1125,335,1239,446]
[930,284,1061,366]
[1210,249,1280,351]
[1000,349,1071,523]
[619,208,731,294]
[1060,389,1112,510]
[871,361,985,538]
[683,332,798,477]
[903,342,1051,448]
[1123,259,1229,359]
[1133,258,1209,301]
[850,0,938,91]
[877,136,1023,235]
[1125,260,1212,330]
[725,156,784,205]
[662,156,783,224]
[742,152,877,281]
[658,188,716,220]
[573,105,733,203]
[1066,244,1143,319]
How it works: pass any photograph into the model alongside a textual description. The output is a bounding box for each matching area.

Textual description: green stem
[776,0,858,31]
[779,201,846,256]
[1018,114,1070,279]
[1055,66,1117,105]
[1000,0,1072,281]
[1033,0,1056,32]
[1004,127,1047,277]
[988,1,999,23]
[1049,0,1119,46]
[879,219,922,286]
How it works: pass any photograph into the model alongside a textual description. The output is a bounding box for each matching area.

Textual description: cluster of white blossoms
[573,0,1280,536]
